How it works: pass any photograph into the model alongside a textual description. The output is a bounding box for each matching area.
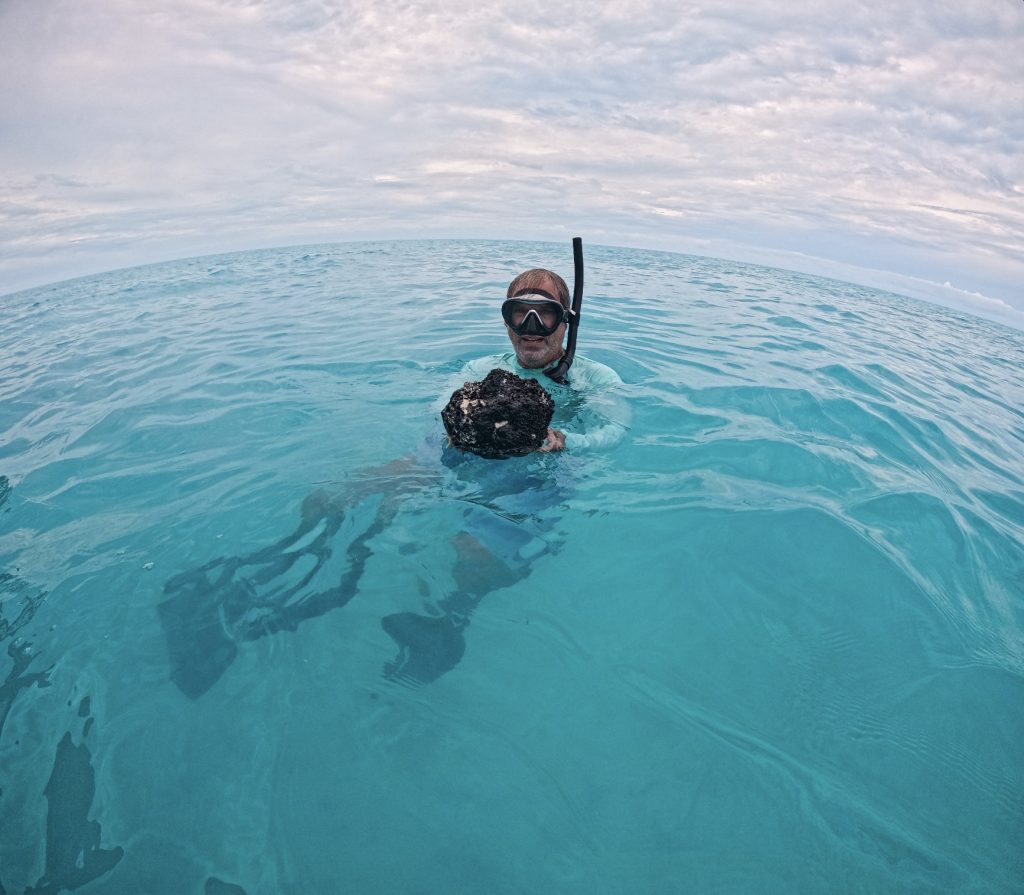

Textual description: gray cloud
[1,0,1021,323]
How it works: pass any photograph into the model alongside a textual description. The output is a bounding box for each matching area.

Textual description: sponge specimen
[442,369,555,459]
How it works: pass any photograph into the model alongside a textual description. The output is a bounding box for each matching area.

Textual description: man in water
[462,267,625,452]
[160,264,626,695]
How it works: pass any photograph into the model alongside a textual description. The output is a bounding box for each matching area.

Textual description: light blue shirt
[456,352,628,451]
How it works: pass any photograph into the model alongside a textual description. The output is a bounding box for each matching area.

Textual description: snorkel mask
[501,289,570,337]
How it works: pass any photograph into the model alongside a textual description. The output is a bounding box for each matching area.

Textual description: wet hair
[506,268,570,308]
[442,369,555,459]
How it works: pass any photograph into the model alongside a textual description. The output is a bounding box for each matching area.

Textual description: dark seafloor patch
[204,876,248,895]
[21,698,124,895]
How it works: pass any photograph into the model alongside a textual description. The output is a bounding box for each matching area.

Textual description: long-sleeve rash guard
[456,352,628,452]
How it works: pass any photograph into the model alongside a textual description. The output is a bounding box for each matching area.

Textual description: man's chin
[513,338,554,367]
[515,350,549,369]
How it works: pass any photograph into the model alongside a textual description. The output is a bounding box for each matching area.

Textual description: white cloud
[1,0,1021,325]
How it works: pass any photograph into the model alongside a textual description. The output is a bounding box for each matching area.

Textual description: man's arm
[540,428,566,452]
[561,388,629,451]
[561,360,629,452]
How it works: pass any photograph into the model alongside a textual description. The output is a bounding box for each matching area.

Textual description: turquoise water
[1,240,1022,893]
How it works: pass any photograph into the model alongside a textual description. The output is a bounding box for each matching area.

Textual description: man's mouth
[521,337,544,344]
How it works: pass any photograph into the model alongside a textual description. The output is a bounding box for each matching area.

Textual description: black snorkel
[544,237,584,385]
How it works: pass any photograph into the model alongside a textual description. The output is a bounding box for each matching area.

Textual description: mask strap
[510,287,562,305]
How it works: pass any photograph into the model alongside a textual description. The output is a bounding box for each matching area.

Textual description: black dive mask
[501,288,570,337]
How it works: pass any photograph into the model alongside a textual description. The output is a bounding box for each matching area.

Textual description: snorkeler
[159,240,627,696]
[479,237,625,452]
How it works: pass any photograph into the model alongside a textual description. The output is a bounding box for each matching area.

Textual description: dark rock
[442,369,554,459]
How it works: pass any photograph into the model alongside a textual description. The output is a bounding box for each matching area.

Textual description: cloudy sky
[2,0,1022,325]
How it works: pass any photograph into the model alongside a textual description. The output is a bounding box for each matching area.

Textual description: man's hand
[539,427,566,452]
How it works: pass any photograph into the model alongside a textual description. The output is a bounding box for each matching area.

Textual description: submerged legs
[159,488,401,699]
[159,456,558,695]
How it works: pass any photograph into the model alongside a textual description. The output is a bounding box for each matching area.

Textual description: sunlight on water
[1,241,1022,893]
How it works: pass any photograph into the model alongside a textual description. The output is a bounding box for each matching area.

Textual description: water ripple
[1,241,1022,893]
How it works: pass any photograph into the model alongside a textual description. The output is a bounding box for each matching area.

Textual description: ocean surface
[1,240,1022,894]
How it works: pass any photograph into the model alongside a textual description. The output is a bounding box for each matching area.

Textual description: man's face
[506,277,566,369]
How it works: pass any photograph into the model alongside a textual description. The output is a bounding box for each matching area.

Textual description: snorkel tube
[544,237,584,385]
